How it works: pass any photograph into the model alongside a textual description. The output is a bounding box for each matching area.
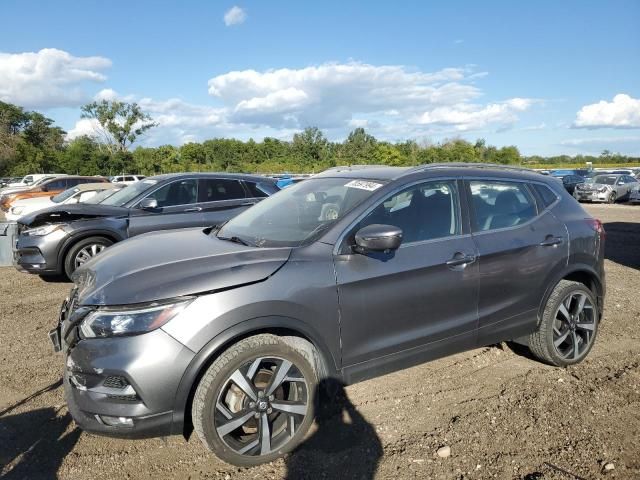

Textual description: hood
[18,203,129,227]
[73,227,292,305]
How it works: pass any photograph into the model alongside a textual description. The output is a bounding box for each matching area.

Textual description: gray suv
[14,173,278,278]
[51,164,605,467]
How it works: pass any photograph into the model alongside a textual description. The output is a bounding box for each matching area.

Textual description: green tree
[80,100,158,154]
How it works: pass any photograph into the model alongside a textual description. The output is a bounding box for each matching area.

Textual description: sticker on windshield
[345,180,383,191]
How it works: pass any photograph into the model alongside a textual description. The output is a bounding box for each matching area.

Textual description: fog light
[96,415,134,427]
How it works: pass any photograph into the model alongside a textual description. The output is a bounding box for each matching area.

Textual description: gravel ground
[1,204,639,480]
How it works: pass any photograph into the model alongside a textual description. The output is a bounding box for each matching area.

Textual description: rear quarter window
[532,184,559,209]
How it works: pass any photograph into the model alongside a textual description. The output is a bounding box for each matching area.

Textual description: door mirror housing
[354,224,403,253]
[139,198,158,210]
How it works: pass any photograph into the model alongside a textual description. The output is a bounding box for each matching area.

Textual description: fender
[536,262,605,323]
[169,315,341,436]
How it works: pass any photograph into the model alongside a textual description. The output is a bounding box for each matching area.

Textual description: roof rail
[321,165,395,172]
[407,162,535,174]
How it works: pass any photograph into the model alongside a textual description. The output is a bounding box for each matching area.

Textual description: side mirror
[40,185,48,192]
[354,224,403,253]
[139,198,158,210]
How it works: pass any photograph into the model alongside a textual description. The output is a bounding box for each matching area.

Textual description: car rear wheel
[528,280,599,367]
[64,236,113,278]
[192,334,319,467]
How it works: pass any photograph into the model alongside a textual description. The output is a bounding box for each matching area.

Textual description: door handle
[446,252,476,267]
[184,207,203,212]
[539,235,563,247]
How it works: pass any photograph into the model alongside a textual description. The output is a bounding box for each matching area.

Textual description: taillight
[586,218,605,238]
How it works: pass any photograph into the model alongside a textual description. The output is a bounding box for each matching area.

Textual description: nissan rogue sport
[51,164,605,467]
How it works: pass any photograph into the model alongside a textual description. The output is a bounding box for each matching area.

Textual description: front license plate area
[49,326,62,352]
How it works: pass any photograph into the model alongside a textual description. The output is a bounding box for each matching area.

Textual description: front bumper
[13,228,68,274]
[573,190,611,202]
[56,300,196,439]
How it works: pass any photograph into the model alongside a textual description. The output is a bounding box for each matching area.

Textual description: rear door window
[198,179,247,202]
[469,181,537,232]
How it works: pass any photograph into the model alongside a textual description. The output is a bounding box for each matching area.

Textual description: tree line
[1,99,638,178]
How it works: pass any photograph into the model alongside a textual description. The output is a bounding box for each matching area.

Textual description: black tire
[63,236,113,279]
[607,191,617,204]
[528,280,599,367]
[192,334,319,467]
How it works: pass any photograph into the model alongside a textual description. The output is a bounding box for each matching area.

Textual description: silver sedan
[574,174,639,203]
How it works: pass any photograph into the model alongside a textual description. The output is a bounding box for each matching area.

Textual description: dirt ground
[1,204,639,480]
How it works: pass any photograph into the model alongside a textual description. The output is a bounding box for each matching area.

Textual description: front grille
[106,394,139,402]
[103,376,129,389]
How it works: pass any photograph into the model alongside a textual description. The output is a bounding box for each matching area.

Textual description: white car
[5,183,120,221]
[6,173,66,188]
[109,174,146,185]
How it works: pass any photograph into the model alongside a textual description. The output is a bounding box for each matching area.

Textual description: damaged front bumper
[52,294,196,438]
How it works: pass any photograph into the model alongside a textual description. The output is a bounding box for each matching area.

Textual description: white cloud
[559,135,640,156]
[66,118,101,140]
[574,94,640,129]
[416,98,535,131]
[0,48,111,108]
[69,61,537,146]
[224,6,247,26]
[560,135,640,146]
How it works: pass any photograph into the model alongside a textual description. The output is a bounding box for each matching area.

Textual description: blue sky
[1,0,639,156]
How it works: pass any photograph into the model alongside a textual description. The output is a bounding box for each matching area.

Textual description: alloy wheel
[214,356,310,457]
[552,291,597,360]
[74,244,107,268]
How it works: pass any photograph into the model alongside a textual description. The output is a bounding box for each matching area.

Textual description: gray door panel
[335,235,479,367]
[128,207,205,236]
[473,210,568,344]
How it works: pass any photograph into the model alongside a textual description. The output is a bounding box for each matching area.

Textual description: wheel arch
[171,316,340,439]
[537,264,605,324]
[57,229,122,269]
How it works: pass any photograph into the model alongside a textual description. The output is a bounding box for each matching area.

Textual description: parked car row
[36,164,606,467]
[545,169,640,204]
[13,173,279,278]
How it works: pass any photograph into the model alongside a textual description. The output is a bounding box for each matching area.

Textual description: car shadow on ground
[0,380,81,480]
[285,378,383,480]
[603,221,640,270]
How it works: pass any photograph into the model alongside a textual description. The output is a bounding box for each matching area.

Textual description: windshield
[100,179,158,206]
[593,175,618,185]
[217,177,385,247]
[52,187,80,203]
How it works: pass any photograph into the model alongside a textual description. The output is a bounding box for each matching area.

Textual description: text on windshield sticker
[345,180,383,191]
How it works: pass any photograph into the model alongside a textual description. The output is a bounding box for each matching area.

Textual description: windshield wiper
[217,235,254,247]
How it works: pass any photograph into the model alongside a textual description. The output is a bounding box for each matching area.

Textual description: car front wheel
[64,236,113,279]
[528,280,599,367]
[192,334,319,467]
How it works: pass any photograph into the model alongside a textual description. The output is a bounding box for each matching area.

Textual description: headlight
[79,298,193,338]
[23,224,64,236]
[598,186,609,193]
[11,206,24,215]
